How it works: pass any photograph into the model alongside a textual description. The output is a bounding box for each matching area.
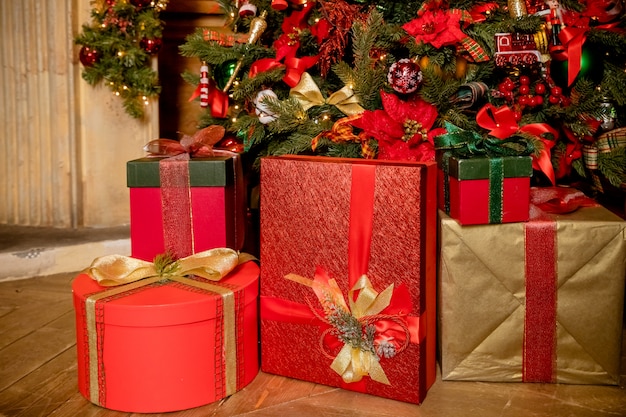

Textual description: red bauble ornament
[215,135,244,153]
[130,0,152,7]
[387,59,422,95]
[140,37,162,54]
[271,0,288,10]
[79,46,100,67]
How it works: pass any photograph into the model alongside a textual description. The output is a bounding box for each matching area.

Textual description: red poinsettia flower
[351,91,446,162]
[402,9,462,49]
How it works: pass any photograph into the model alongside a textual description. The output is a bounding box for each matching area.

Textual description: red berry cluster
[496,75,569,120]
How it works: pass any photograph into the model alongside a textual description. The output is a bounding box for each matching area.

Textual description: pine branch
[599,147,626,188]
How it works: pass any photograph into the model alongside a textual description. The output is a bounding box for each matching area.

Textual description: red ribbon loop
[556,27,587,86]
[476,104,519,139]
[476,104,558,185]
[249,54,318,88]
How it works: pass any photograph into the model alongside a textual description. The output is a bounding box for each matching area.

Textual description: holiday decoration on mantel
[180,0,626,198]
[75,0,168,118]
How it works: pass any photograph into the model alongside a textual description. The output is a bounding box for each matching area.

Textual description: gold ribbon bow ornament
[290,72,365,116]
[84,247,253,286]
[287,271,411,385]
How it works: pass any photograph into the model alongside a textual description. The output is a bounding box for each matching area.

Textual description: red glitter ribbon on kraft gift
[160,154,195,259]
[522,187,597,382]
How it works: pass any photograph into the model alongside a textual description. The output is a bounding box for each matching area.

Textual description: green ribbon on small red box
[436,104,558,223]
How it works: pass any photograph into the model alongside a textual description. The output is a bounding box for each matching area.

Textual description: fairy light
[231,117,237,123]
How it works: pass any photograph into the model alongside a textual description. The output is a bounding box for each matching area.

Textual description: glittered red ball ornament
[130,0,152,7]
[79,46,100,67]
[387,59,422,95]
[140,37,162,54]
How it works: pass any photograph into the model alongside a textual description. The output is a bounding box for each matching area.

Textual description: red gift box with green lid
[435,105,560,225]
[127,154,245,261]
[437,153,533,225]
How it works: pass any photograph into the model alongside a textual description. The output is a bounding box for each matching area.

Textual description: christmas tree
[179,0,626,200]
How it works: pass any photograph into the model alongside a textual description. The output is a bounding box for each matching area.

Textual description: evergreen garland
[75,0,168,118]
[179,0,626,195]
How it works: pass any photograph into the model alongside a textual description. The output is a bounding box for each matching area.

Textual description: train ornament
[494,33,543,68]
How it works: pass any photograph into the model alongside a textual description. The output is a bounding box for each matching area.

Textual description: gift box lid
[439,154,532,180]
[127,156,235,187]
[72,261,259,327]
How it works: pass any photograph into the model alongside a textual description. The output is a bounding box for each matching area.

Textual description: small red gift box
[72,255,259,413]
[127,156,245,261]
[438,153,533,225]
[259,155,437,404]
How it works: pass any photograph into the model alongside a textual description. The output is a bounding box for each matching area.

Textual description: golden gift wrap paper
[439,207,626,384]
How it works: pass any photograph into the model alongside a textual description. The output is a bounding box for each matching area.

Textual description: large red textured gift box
[260,155,437,404]
[127,155,245,261]
[72,250,259,413]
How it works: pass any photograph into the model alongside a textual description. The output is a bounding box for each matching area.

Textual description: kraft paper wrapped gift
[439,204,626,384]
[127,155,245,261]
[72,249,259,413]
[260,155,437,404]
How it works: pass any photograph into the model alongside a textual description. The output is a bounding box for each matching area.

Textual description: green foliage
[599,147,626,188]
[75,0,167,119]
[178,0,626,196]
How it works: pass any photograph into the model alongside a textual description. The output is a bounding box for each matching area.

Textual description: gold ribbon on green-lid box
[81,248,255,407]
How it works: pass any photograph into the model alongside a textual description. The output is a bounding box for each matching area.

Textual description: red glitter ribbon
[159,154,194,259]
[522,187,598,382]
[523,218,557,383]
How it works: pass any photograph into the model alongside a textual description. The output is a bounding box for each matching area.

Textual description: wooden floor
[1,273,625,417]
